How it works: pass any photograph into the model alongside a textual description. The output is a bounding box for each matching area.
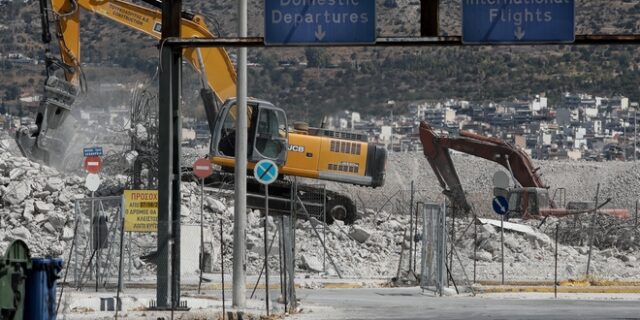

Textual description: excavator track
[183,170,357,225]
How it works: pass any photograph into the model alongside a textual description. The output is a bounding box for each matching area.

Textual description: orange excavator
[418,121,629,219]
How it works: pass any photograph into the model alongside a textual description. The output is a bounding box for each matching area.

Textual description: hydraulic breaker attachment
[16,73,78,167]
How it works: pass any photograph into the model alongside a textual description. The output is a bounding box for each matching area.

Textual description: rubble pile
[2,143,640,282]
[0,144,122,256]
[450,217,640,281]
[332,152,640,218]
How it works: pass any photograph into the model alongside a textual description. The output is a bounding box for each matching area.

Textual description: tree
[4,85,20,101]
[304,48,329,68]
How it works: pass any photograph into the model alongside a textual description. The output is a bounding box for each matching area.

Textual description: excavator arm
[418,121,546,214]
[17,0,237,165]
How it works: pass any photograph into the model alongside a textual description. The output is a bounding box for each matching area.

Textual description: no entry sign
[84,156,102,174]
[193,158,213,179]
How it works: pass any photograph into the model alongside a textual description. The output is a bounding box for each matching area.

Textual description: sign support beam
[158,0,182,309]
[420,0,439,37]
[164,34,640,48]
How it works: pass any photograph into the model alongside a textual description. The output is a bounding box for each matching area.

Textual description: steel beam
[421,0,439,37]
[158,0,181,309]
[164,35,640,48]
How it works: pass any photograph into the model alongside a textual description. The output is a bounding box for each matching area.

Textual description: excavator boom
[419,121,546,214]
[17,0,235,165]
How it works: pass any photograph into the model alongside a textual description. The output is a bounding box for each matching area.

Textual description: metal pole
[586,183,600,277]
[473,216,477,284]
[500,213,505,285]
[74,204,79,286]
[278,222,285,306]
[128,232,132,281]
[93,192,98,292]
[554,223,559,299]
[635,200,638,227]
[170,38,183,309]
[220,219,226,320]
[323,186,327,273]
[280,216,288,314]
[263,184,270,316]
[449,206,455,280]
[118,210,125,293]
[440,202,446,296]
[115,211,125,319]
[634,110,637,162]
[232,0,248,309]
[408,181,414,274]
[413,201,419,275]
[158,0,181,307]
[198,177,204,294]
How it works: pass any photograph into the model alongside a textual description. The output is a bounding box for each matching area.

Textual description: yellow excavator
[17,0,387,223]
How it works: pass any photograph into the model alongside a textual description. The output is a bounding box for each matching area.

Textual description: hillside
[2,1,640,122]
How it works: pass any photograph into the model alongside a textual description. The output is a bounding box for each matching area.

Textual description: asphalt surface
[291,288,640,320]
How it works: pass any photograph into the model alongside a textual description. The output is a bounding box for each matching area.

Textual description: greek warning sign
[123,190,158,233]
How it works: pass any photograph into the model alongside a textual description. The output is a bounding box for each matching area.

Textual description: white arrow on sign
[514,26,526,40]
[315,25,326,41]
[494,198,506,213]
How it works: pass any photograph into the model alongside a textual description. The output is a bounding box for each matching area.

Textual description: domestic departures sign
[265,0,376,45]
[123,190,159,233]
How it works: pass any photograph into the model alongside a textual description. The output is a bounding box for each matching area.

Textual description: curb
[476,286,640,294]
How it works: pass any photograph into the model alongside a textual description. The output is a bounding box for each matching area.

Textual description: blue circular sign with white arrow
[254,159,279,185]
[492,196,509,215]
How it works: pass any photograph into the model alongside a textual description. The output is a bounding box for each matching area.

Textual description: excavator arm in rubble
[418,121,547,214]
[17,0,237,166]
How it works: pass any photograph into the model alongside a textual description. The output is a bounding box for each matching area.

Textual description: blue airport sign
[265,0,376,45]
[462,0,575,44]
[83,146,103,157]
[254,159,279,185]
[492,196,509,215]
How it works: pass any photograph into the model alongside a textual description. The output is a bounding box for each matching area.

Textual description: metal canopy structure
[155,0,640,310]
[163,35,640,48]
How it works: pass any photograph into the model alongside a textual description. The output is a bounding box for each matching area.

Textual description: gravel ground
[2,142,639,283]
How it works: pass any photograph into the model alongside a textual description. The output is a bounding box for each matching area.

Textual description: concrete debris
[22,199,34,221]
[3,180,31,205]
[205,197,226,213]
[7,226,31,242]
[471,250,494,262]
[479,218,552,245]
[45,177,65,192]
[34,200,54,214]
[301,255,324,273]
[61,226,75,240]
[349,226,372,243]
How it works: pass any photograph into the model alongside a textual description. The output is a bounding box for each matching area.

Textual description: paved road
[291,288,640,320]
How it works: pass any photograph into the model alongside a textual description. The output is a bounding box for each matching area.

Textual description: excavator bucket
[419,122,472,214]
[15,75,78,167]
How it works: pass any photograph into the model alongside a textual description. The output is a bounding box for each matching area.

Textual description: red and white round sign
[84,156,102,174]
[193,158,213,179]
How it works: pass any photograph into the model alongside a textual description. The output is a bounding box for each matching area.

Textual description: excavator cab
[507,187,551,218]
[211,98,288,166]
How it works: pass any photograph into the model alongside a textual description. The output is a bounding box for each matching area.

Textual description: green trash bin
[0,240,32,320]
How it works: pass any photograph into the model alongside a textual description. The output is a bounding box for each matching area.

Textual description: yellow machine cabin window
[218,104,255,157]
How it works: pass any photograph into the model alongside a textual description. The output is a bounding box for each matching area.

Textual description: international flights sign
[265,0,376,45]
[462,0,575,44]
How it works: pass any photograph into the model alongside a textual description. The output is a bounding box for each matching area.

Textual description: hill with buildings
[1,0,640,122]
